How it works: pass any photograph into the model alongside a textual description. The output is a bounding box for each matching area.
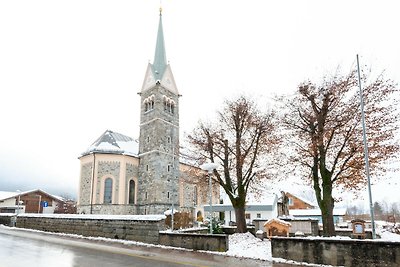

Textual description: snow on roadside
[226,232,271,261]
[379,230,400,241]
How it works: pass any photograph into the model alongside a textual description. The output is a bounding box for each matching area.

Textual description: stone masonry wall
[79,162,93,206]
[79,204,138,215]
[15,214,166,244]
[159,232,229,252]
[271,236,400,267]
[96,161,120,203]
[125,163,138,201]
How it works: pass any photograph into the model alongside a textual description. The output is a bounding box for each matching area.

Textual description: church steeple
[141,8,178,94]
[137,8,180,215]
[152,9,167,81]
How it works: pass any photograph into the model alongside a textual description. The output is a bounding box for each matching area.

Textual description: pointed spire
[152,8,167,81]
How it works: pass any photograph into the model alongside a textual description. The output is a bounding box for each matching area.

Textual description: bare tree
[278,68,399,236]
[187,96,279,232]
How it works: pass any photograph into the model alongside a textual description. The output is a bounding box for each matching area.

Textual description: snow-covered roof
[264,218,291,227]
[289,208,347,217]
[0,189,65,202]
[220,191,278,206]
[81,130,139,157]
[287,192,317,207]
[0,191,20,201]
[204,195,278,212]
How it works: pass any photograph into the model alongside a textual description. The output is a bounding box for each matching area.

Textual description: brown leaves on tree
[278,68,399,235]
[187,96,279,232]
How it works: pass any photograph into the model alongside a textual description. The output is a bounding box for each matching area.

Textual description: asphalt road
[0,226,295,267]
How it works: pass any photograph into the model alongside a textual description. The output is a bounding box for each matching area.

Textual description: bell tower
[137,9,180,214]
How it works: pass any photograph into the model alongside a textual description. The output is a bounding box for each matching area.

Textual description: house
[203,194,278,226]
[285,192,317,210]
[0,189,65,214]
[284,192,347,224]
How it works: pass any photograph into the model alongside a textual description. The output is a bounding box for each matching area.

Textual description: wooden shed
[264,218,291,238]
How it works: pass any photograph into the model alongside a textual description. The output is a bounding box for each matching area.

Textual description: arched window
[129,180,135,204]
[104,178,113,204]
[144,95,155,112]
[163,95,175,114]
[163,97,167,111]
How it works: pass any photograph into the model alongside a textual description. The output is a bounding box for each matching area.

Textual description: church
[77,10,218,216]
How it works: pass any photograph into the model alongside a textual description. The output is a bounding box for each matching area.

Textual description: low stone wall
[271,236,400,266]
[159,232,229,252]
[0,214,14,226]
[12,214,166,244]
[78,204,138,215]
[221,225,255,235]
[329,228,373,239]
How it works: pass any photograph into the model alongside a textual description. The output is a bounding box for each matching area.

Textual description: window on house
[146,165,149,171]
[129,180,135,204]
[167,136,171,143]
[245,213,251,220]
[145,192,148,200]
[147,136,150,143]
[167,165,171,172]
[167,192,170,199]
[257,213,261,218]
[288,198,294,206]
[104,178,113,204]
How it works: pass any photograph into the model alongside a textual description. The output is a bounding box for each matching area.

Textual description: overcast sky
[0,1,399,202]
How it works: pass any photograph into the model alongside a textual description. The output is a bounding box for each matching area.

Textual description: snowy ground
[1,224,400,266]
[227,232,272,261]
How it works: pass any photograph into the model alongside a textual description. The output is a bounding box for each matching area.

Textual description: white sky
[0,1,399,201]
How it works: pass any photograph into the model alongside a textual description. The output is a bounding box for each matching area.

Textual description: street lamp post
[200,162,219,234]
[16,190,21,215]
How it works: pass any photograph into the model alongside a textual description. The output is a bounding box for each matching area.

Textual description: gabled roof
[81,130,139,157]
[287,192,317,207]
[0,189,65,202]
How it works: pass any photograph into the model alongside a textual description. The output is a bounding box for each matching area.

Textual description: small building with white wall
[204,194,278,226]
[289,208,347,224]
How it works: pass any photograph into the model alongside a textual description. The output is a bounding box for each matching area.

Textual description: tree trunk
[320,195,335,236]
[234,206,247,233]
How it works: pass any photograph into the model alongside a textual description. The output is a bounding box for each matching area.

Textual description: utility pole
[356,54,376,239]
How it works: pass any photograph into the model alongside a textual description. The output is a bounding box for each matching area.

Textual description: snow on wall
[17,213,165,221]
